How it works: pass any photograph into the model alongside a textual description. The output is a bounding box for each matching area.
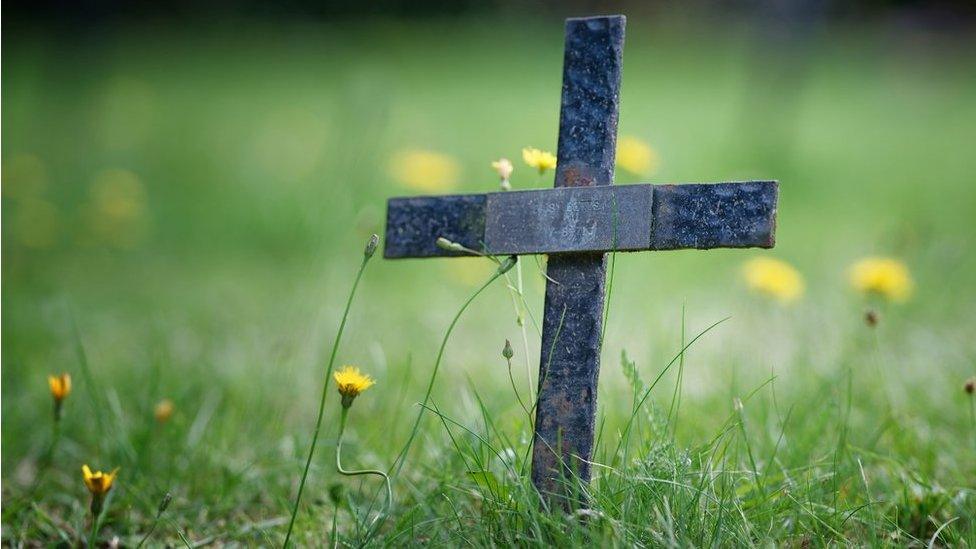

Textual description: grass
[3,14,976,546]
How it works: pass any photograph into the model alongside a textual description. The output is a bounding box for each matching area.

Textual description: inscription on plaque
[484,185,653,255]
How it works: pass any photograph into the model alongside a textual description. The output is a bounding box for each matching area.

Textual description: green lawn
[3,16,976,546]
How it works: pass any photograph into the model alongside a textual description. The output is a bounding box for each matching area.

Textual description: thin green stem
[735,402,764,496]
[136,493,171,549]
[136,521,158,548]
[28,418,61,499]
[869,326,895,417]
[389,257,515,480]
[330,508,339,549]
[284,248,374,548]
[520,304,567,474]
[519,327,534,397]
[666,304,687,436]
[335,408,392,532]
[505,356,532,424]
[600,190,620,347]
[515,262,536,401]
[70,309,130,460]
[499,261,538,407]
[499,261,539,403]
[135,503,166,547]
[610,317,731,467]
[969,396,975,453]
[88,494,108,549]
[832,361,854,516]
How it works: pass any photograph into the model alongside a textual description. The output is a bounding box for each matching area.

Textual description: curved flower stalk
[284,234,379,548]
[333,367,391,533]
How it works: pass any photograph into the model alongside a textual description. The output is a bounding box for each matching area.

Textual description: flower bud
[82,464,118,517]
[364,234,379,259]
[435,237,465,253]
[48,373,71,422]
[158,492,173,515]
[864,309,879,327]
[328,483,346,505]
[966,377,975,395]
[496,255,517,275]
[48,373,71,402]
[502,339,514,360]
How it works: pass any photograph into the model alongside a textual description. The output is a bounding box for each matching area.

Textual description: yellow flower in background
[154,399,174,423]
[86,168,149,248]
[849,257,913,302]
[616,136,659,176]
[389,150,460,193]
[82,465,119,497]
[522,147,557,174]
[48,373,72,402]
[333,366,375,408]
[48,372,72,421]
[742,257,805,304]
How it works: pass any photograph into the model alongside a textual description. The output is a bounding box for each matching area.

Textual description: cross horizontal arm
[383,181,778,258]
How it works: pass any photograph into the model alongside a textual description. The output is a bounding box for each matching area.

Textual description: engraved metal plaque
[483,185,653,255]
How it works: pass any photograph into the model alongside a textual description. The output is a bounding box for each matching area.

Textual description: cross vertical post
[382,13,778,510]
[530,15,625,503]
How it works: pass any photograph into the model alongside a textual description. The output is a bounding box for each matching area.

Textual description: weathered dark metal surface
[554,18,625,189]
[485,185,652,254]
[651,181,778,249]
[531,14,625,504]
[382,181,777,258]
[383,194,485,259]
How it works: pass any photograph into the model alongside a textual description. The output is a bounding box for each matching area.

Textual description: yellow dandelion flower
[389,150,460,193]
[48,373,72,402]
[522,147,557,174]
[48,373,72,421]
[82,465,119,497]
[616,136,660,176]
[742,257,805,304]
[849,257,913,302]
[154,399,174,423]
[333,366,375,408]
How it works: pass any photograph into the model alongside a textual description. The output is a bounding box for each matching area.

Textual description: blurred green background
[3,2,976,543]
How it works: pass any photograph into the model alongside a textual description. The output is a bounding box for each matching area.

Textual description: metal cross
[382,15,778,504]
